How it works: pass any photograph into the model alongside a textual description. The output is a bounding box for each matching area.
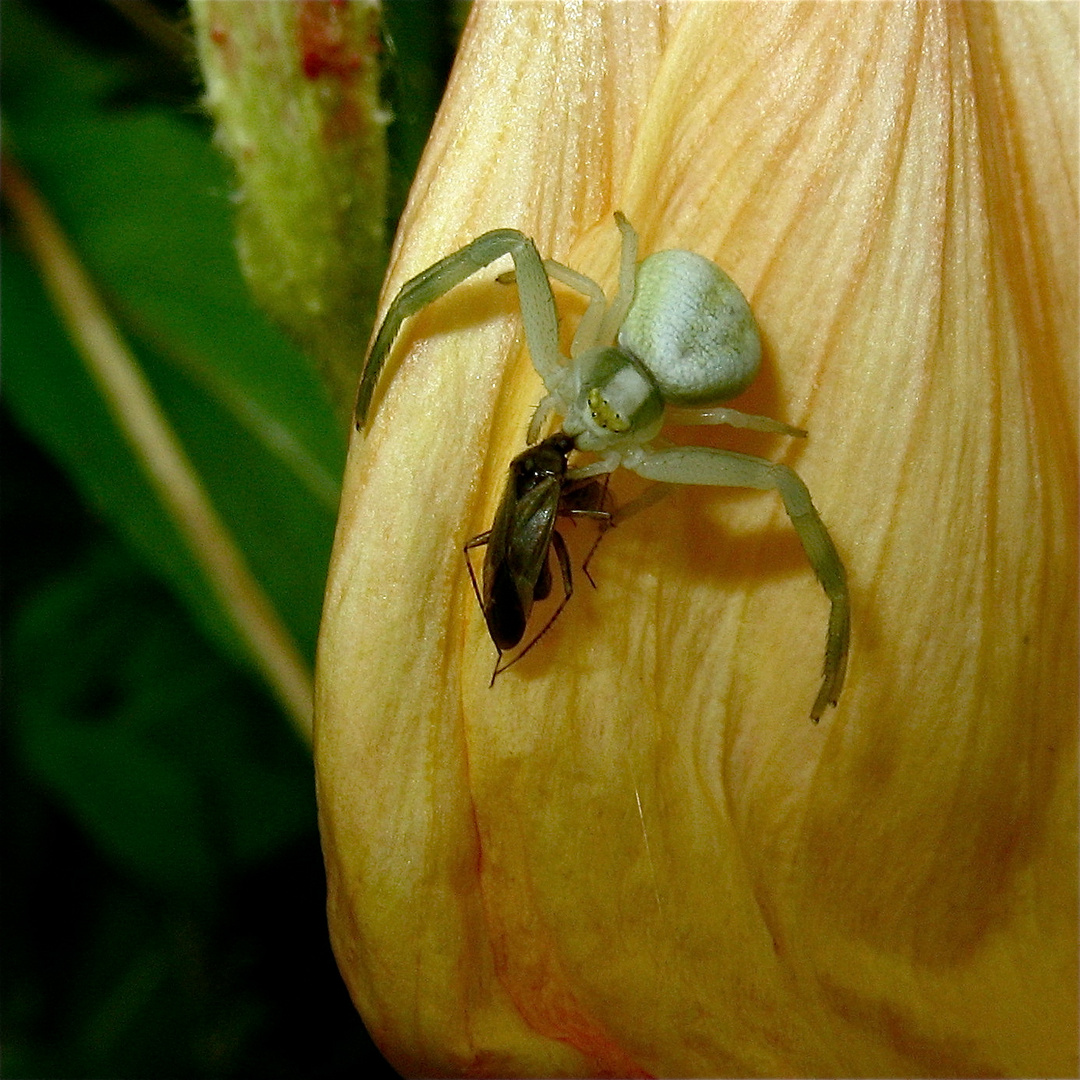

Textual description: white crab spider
[355,214,849,720]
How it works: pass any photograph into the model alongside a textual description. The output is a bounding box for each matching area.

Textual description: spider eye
[564,346,664,450]
[587,388,630,433]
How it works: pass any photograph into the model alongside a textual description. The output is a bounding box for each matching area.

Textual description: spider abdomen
[618,249,761,406]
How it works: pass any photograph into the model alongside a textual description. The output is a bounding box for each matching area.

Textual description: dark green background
[2,1,456,1075]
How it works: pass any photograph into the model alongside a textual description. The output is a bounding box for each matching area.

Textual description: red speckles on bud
[298,0,366,81]
[190,0,387,418]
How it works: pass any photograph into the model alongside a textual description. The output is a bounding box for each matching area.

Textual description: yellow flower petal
[316,4,1077,1076]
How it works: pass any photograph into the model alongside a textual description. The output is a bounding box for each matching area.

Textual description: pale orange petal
[317,4,1077,1076]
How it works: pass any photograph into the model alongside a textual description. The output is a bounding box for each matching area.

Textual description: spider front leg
[621,444,850,721]
[355,229,567,428]
[665,403,808,439]
[502,259,608,358]
[502,211,639,360]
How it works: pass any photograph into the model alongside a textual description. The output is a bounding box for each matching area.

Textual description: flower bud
[316,5,1077,1075]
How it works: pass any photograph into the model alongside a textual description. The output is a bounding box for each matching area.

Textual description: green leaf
[0,0,457,1074]
[2,0,343,675]
[9,541,311,900]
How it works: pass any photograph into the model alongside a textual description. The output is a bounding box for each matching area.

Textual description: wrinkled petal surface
[316,4,1077,1076]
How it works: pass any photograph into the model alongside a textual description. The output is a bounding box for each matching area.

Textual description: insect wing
[480,482,527,649]
[481,470,561,649]
[504,474,562,601]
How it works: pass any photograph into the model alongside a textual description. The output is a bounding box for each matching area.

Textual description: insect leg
[560,475,614,586]
[463,529,492,611]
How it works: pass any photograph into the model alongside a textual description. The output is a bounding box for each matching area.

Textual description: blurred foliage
[1,0,457,1075]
